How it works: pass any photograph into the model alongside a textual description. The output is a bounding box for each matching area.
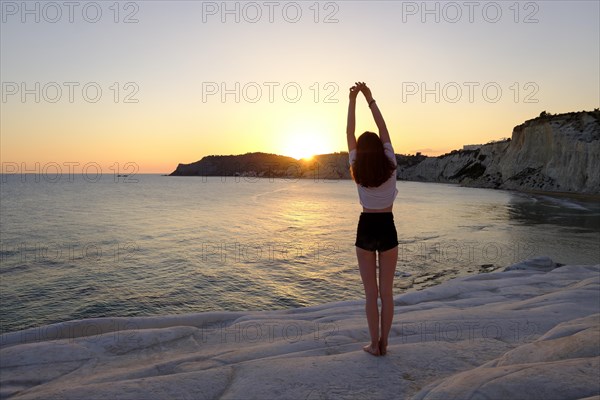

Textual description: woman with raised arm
[347,82,399,356]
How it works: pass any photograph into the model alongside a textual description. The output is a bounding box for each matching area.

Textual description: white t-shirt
[349,142,398,209]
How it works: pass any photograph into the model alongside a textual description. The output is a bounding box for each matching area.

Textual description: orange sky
[1,1,598,173]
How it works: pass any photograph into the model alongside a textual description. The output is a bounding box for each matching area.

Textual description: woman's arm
[369,102,391,144]
[359,83,391,144]
[347,84,360,152]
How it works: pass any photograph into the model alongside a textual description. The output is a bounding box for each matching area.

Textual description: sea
[1,174,599,334]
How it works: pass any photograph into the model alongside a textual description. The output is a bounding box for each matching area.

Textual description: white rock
[1,259,598,400]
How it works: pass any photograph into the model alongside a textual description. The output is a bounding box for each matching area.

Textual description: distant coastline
[170,110,600,195]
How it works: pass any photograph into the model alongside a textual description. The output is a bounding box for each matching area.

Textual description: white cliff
[399,111,600,195]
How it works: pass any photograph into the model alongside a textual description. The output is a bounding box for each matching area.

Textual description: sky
[1,0,599,173]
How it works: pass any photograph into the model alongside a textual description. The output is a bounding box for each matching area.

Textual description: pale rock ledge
[1,259,599,400]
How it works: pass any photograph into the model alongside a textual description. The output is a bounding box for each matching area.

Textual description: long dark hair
[351,131,396,187]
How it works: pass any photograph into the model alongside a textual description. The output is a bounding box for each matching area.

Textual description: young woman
[347,82,399,357]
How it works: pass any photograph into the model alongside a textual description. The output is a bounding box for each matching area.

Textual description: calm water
[1,174,599,333]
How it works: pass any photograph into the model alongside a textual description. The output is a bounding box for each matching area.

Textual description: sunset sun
[285,139,316,160]
[281,124,333,160]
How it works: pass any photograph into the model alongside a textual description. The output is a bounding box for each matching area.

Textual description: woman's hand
[356,82,374,103]
[349,83,361,101]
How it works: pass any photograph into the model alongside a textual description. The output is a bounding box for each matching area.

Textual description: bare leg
[378,246,398,355]
[356,246,380,356]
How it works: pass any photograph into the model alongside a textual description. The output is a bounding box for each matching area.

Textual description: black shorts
[355,212,398,252]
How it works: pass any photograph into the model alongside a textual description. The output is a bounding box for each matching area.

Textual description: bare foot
[363,343,380,356]
[379,338,388,356]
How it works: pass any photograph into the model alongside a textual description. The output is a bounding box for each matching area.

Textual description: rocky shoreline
[2,257,598,399]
